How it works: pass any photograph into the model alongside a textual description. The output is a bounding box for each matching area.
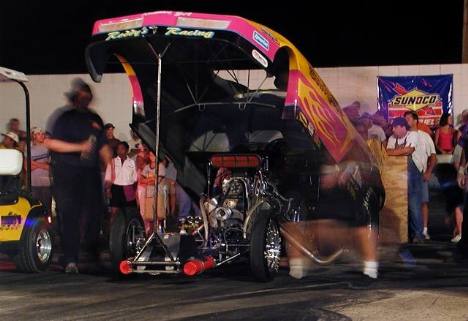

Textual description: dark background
[0,0,464,74]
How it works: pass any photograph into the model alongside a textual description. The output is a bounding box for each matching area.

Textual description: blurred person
[30,127,52,215]
[450,205,463,243]
[105,142,137,220]
[387,117,425,243]
[46,78,112,274]
[342,101,361,121]
[456,125,468,255]
[457,109,468,135]
[405,111,437,240]
[128,130,141,159]
[361,112,386,143]
[104,123,120,156]
[353,118,368,140]
[7,118,26,142]
[135,143,149,207]
[372,111,393,139]
[138,152,176,234]
[435,113,456,154]
[285,147,380,280]
[0,131,19,149]
[354,116,387,171]
[163,156,201,219]
[453,110,468,170]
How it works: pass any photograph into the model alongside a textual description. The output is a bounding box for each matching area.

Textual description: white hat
[31,127,43,135]
[2,131,19,144]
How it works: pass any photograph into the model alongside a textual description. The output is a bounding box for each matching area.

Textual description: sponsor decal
[0,213,21,230]
[253,31,269,50]
[260,28,280,46]
[99,18,144,33]
[378,75,452,127]
[251,49,268,68]
[105,26,156,41]
[388,89,443,126]
[174,12,193,17]
[391,90,440,107]
[164,27,215,39]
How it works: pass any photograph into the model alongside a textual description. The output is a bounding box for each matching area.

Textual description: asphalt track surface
[1,240,468,321]
[1,191,467,320]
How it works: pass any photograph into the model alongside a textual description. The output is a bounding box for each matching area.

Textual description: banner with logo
[377,75,453,127]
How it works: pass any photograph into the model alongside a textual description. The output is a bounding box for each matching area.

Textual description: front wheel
[14,217,53,272]
[109,207,145,274]
[249,210,282,282]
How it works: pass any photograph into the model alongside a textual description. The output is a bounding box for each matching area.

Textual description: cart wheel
[250,209,282,282]
[109,207,145,274]
[14,218,53,272]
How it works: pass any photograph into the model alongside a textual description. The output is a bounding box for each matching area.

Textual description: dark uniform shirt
[49,106,106,168]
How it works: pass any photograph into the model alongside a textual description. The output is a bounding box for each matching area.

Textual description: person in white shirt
[386,117,425,242]
[405,111,437,240]
[105,141,138,218]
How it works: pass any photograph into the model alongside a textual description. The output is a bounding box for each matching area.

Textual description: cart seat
[0,149,23,205]
[0,149,23,176]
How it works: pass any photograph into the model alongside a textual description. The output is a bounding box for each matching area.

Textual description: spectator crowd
[3,83,466,273]
[343,101,464,244]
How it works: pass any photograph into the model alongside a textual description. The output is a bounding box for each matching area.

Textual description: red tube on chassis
[183,257,216,276]
[119,260,133,275]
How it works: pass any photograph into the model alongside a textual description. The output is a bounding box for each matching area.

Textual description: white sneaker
[423,228,431,240]
[64,262,79,274]
[289,258,312,279]
[451,234,462,243]
[363,261,378,279]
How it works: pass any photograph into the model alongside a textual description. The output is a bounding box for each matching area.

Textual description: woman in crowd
[435,113,456,154]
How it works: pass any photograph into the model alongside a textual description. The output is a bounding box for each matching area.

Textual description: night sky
[0,0,464,74]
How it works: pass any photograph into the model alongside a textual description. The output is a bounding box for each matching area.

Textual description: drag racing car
[85,11,384,281]
[0,67,53,272]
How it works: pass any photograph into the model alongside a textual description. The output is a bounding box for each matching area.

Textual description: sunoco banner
[377,75,453,127]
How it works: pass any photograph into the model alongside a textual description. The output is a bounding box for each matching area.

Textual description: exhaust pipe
[183,257,216,276]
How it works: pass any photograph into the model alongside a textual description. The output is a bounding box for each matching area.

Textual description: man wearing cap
[30,127,52,216]
[104,123,120,156]
[386,117,425,243]
[45,78,112,274]
[0,131,19,149]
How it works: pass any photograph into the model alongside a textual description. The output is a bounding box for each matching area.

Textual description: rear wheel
[250,209,282,282]
[109,207,145,273]
[14,217,53,272]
